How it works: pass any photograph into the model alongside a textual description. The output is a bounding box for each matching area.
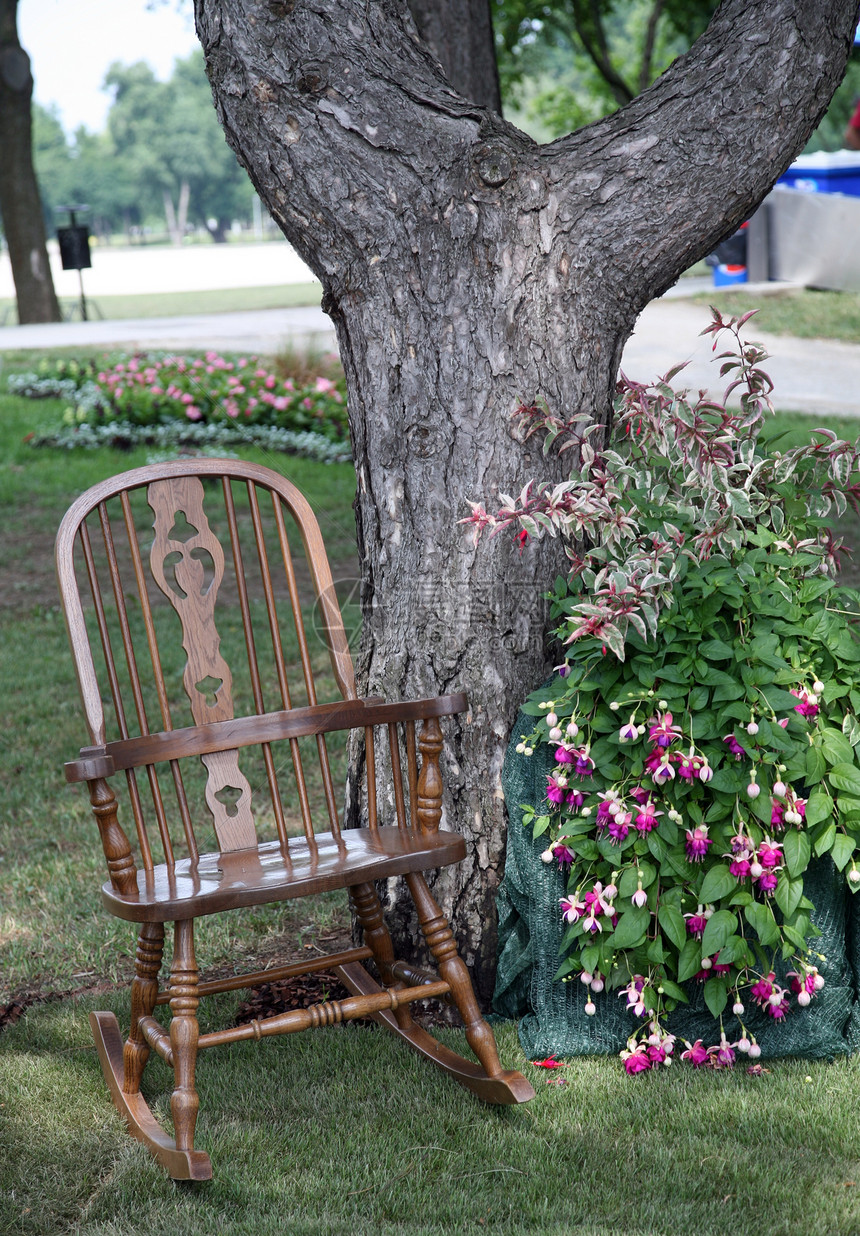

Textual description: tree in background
[194,0,859,999]
[0,0,59,322]
[495,0,717,136]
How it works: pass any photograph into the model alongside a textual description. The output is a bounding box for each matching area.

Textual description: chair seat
[101,827,467,922]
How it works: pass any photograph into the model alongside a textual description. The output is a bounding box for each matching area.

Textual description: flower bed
[11,351,350,461]
[475,312,860,1072]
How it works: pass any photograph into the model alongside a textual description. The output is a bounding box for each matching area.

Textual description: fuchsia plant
[472,311,860,1072]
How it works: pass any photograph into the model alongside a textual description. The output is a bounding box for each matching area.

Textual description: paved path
[0,272,857,418]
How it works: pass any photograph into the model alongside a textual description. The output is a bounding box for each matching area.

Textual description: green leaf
[699,863,737,904]
[703,976,729,1019]
[699,639,734,661]
[827,762,860,797]
[805,788,833,829]
[701,909,738,957]
[813,823,837,858]
[580,944,600,975]
[618,862,656,899]
[715,935,750,966]
[608,905,651,949]
[658,978,689,1004]
[821,730,856,767]
[783,830,811,878]
[832,832,857,872]
[744,899,780,947]
[806,746,827,785]
[657,904,687,952]
[774,874,803,918]
[677,938,702,982]
[843,714,860,747]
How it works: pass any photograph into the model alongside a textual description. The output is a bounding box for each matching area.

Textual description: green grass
[690,287,860,343]
[3,994,860,1235]
[0,282,322,325]
[4,360,860,1234]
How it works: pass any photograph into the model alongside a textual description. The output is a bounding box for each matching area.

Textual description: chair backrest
[55,459,372,870]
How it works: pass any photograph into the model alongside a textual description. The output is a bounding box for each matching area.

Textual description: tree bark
[0,0,60,323]
[407,0,501,113]
[194,0,858,1001]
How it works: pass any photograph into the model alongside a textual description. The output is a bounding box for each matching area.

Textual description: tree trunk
[194,0,858,1002]
[407,0,501,113]
[0,0,60,324]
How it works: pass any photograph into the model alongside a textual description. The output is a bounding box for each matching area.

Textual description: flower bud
[546,712,558,728]
[580,971,593,985]
[541,849,554,864]
[813,680,825,695]
[747,721,759,736]
[556,775,568,788]
[747,783,760,800]
[773,781,787,799]
[632,887,648,909]
[750,861,763,879]
[566,721,579,738]
[748,1042,761,1058]
[585,1000,596,1016]
[603,884,618,900]
[609,702,620,712]
[813,973,825,991]
[658,699,667,709]
[590,977,604,993]
[769,991,783,1007]
[549,726,563,742]
[737,1037,750,1053]
[849,867,860,888]
[700,956,712,970]
[515,742,525,754]
[797,991,811,1007]
[732,1001,745,1016]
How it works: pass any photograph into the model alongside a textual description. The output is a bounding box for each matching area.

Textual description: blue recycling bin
[778,152,860,198]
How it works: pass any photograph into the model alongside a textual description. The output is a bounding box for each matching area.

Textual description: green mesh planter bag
[494,704,860,1063]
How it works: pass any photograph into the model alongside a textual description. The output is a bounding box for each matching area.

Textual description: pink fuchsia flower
[758,841,783,870]
[648,711,682,748]
[685,825,712,863]
[771,799,785,830]
[622,976,648,1018]
[791,687,820,718]
[646,1043,667,1065]
[551,745,574,764]
[628,784,650,805]
[573,749,595,777]
[757,870,779,895]
[546,776,565,805]
[652,758,676,785]
[681,1039,710,1067]
[698,761,714,783]
[185,406,202,421]
[765,989,790,1019]
[618,717,640,743]
[723,734,746,759]
[552,840,576,866]
[709,1037,736,1069]
[750,973,775,1006]
[622,1048,652,1074]
[634,801,662,833]
[729,855,752,880]
[566,789,586,809]
[675,753,700,781]
[531,1055,565,1069]
[559,896,584,924]
[632,886,648,909]
[684,909,708,938]
[608,812,632,843]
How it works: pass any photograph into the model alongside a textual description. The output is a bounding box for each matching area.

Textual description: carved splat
[148,477,255,851]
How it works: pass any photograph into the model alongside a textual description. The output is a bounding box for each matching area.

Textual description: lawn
[3,357,860,1235]
[0,282,322,325]
[692,286,860,343]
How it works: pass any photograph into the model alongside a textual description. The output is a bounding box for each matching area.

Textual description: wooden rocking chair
[56,459,533,1181]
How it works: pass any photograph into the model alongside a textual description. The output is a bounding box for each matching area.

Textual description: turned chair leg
[349,881,415,1029]
[169,918,201,1153]
[124,922,165,1095]
[405,872,505,1080]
